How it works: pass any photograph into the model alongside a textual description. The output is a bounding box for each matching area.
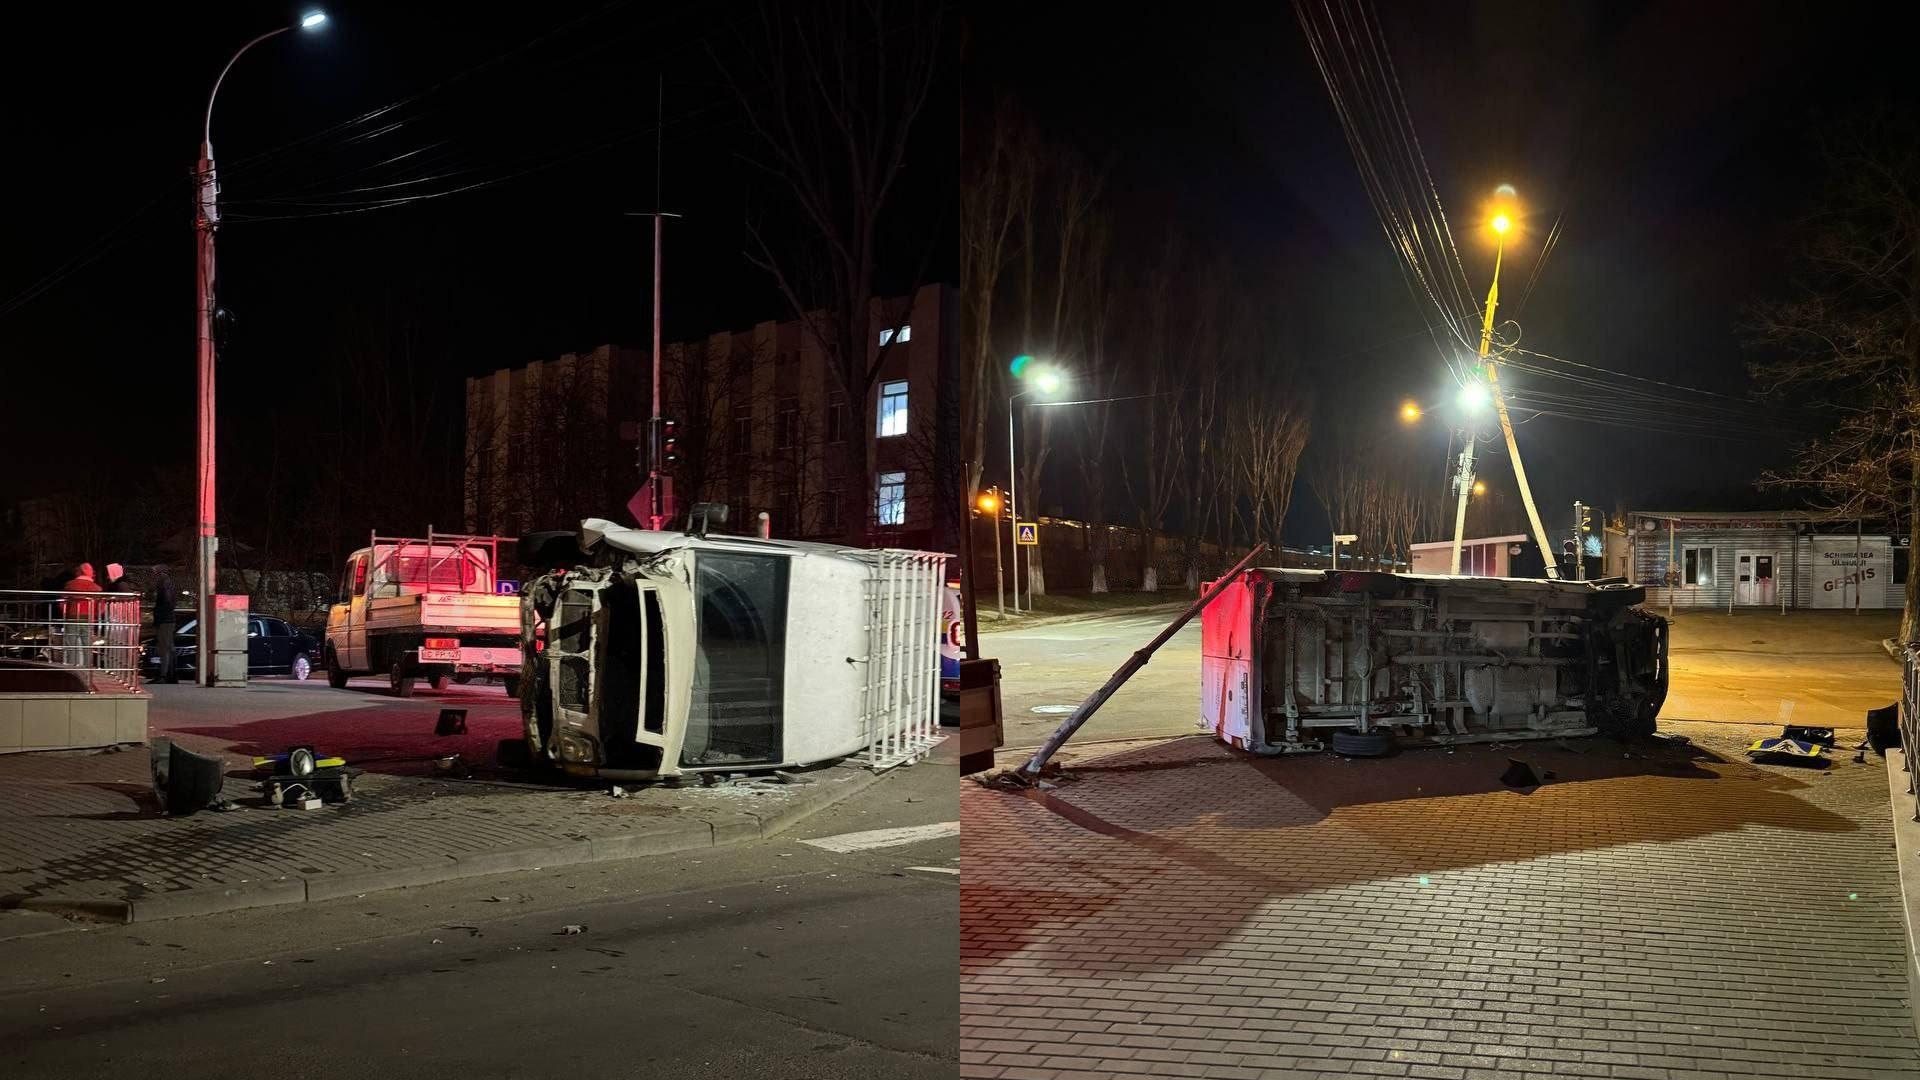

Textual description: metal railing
[0,590,144,693]
[1902,645,1920,822]
[853,550,949,771]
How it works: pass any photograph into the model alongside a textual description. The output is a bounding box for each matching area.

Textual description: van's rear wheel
[429,673,449,691]
[391,661,416,698]
[502,675,522,698]
[1331,728,1395,757]
[325,647,348,689]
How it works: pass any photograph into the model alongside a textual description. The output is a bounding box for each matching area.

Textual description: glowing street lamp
[1400,400,1422,424]
[193,10,329,686]
[1472,480,1487,496]
[976,487,1006,617]
[1006,359,1065,612]
[1457,380,1491,412]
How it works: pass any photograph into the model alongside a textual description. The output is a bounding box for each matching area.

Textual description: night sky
[0,1,954,502]
[965,1,1919,543]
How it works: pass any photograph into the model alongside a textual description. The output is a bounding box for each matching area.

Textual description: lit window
[878,324,911,347]
[877,380,909,437]
[876,471,906,526]
[1682,546,1715,587]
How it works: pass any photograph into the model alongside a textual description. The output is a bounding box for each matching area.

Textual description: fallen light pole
[1003,543,1268,783]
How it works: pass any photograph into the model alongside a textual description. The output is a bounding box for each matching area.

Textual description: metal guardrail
[1903,645,1920,822]
[0,589,143,693]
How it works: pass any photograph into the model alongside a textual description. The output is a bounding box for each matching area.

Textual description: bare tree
[960,101,1035,503]
[722,0,941,545]
[1073,212,1122,592]
[1119,243,1190,592]
[1748,121,1920,638]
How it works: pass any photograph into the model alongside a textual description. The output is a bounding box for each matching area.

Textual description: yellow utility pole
[1448,197,1561,579]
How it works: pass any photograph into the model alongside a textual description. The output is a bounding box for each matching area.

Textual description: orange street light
[976,491,1001,514]
[1472,480,1487,496]
[1400,400,1422,423]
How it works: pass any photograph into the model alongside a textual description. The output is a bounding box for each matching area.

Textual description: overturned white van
[518,519,949,781]
[1200,568,1669,756]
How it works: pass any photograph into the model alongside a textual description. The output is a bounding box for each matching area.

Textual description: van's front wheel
[325,646,348,689]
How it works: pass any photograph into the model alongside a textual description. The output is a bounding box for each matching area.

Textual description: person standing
[61,563,103,669]
[151,567,179,684]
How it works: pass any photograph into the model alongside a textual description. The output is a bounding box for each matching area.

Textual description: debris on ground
[608,785,630,799]
[1782,725,1835,747]
[1499,759,1544,788]
[435,709,468,736]
[1746,737,1829,766]
[771,770,812,785]
[557,924,587,936]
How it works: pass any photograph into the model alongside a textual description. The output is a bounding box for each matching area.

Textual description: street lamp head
[1472,480,1487,496]
[1034,369,1063,395]
[1458,379,1491,412]
[1489,212,1511,236]
[1399,400,1422,424]
[300,10,328,29]
[977,491,1001,514]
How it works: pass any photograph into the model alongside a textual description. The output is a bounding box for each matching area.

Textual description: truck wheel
[502,675,522,698]
[1331,729,1395,757]
[391,661,416,698]
[291,653,313,682]
[325,647,348,689]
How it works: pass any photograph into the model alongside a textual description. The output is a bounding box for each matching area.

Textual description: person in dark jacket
[151,568,178,683]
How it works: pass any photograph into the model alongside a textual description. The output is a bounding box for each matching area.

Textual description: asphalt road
[982,605,1198,748]
[0,754,958,1079]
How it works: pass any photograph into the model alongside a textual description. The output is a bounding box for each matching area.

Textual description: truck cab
[519,518,949,781]
[324,532,523,696]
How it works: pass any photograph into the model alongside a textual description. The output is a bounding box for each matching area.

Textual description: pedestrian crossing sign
[1016,522,1038,546]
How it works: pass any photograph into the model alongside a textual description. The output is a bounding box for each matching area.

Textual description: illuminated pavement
[960,722,1920,1079]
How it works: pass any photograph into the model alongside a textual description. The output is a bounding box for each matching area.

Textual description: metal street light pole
[1007,392,1025,613]
[988,491,1004,618]
[195,11,327,687]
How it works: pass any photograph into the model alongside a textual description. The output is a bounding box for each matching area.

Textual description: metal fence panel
[0,590,144,693]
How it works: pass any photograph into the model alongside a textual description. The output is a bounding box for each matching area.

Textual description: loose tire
[391,660,416,698]
[325,647,348,689]
[1330,728,1395,758]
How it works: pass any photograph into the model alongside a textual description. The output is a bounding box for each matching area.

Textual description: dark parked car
[142,614,320,681]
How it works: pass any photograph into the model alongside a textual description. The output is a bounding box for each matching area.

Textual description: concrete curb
[4,764,888,926]
[1886,748,1920,1046]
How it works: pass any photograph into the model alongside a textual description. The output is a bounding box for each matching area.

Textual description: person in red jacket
[62,563,103,669]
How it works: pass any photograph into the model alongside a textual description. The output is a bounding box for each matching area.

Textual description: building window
[1682,546,1715,587]
[821,491,843,533]
[732,404,753,455]
[876,471,906,526]
[827,392,848,444]
[877,380,909,438]
[776,396,800,450]
[879,324,912,347]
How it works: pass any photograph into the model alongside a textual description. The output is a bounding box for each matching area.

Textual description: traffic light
[659,418,679,467]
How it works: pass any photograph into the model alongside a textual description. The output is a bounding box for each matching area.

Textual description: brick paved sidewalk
[0,743,883,923]
[961,722,1920,1080]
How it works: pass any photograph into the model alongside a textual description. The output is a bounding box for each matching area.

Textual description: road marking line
[905,866,960,875]
[799,822,959,853]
